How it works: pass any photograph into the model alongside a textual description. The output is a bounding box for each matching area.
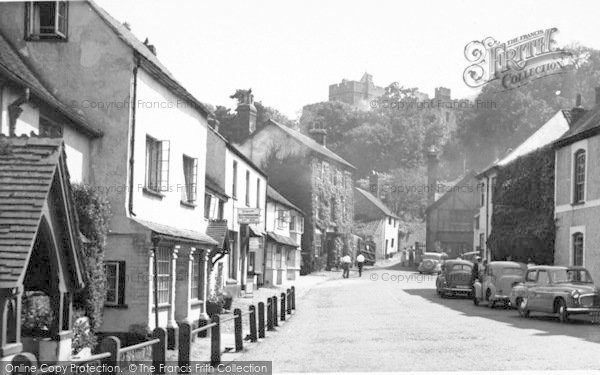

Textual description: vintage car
[436,259,473,297]
[418,252,447,274]
[473,261,527,307]
[510,266,600,322]
[460,251,481,263]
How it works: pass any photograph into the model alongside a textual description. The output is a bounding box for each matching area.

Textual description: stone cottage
[237,119,355,272]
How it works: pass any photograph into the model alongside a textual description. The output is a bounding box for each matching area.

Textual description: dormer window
[26,2,68,40]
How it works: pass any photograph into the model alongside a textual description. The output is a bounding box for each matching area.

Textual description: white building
[0,1,218,345]
[264,185,304,285]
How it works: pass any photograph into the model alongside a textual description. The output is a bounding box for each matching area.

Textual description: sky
[95,0,600,119]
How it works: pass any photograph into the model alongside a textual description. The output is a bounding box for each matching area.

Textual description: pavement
[231,261,600,372]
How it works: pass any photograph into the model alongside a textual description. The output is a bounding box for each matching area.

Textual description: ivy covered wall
[310,156,355,270]
[487,146,555,264]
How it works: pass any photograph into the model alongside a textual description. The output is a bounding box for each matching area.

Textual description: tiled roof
[267,185,303,214]
[87,0,210,117]
[0,136,63,284]
[555,105,600,147]
[132,218,218,246]
[355,187,399,219]
[0,33,102,138]
[478,109,570,177]
[425,170,477,213]
[266,232,298,247]
[206,220,228,249]
[205,175,229,200]
[266,119,355,170]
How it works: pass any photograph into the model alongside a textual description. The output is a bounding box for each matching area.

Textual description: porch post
[167,246,179,349]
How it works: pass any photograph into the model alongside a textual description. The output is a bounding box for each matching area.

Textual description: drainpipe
[128,59,140,217]
[0,81,5,133]
[485,175,490,260]
[8,88,30,136]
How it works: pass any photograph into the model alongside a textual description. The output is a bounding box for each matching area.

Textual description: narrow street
[237,263,600,372]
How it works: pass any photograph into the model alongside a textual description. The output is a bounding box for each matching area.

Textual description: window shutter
[159,140,170,192]
[192,158,198,202]
[118,261,126,305]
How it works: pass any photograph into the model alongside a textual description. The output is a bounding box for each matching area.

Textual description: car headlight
[571,290,580,300]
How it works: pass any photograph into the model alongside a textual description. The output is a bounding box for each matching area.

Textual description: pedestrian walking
[356,252,365,277]
[341,253,351,278]
[471,256,482,302]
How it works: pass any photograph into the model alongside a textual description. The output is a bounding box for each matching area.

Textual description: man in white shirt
[356,253,366,277]
[341,254,351,278]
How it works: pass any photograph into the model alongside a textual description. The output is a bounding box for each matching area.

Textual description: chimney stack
[369,171,380,197]
[570,93,586,126]
[229,89,256,142]
[426,145,440,207]
[308,122,327,147]
[208,116,220,133]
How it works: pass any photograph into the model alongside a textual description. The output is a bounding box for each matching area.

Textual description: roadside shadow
[404,288,600,344]
[369,261,419,272]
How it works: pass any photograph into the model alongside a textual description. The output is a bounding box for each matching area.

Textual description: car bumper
[566,307,600,314]
[442,287,472,294]
[493,294,511,302]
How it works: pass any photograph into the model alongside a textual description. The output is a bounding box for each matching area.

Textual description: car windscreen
[423,255,441,260]
[564,269,594,283]
[451,264,472,271]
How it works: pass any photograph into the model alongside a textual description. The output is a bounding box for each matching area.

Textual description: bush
[71,184,112,353]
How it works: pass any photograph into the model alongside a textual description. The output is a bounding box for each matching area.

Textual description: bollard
[286,288,292,315]
[234,308,243,352]
[280,292,286,321]
[12,353,37,375]
[100,336,121,375]
[178,322,192,368]
[267,298,274,331]
[273,295,279,327]
[152,327,167,375]
[258,301,265,338]
[210,315,221,366]
[249,305,258,342]
[291,286,296,310]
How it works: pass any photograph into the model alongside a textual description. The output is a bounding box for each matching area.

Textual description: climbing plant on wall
[71,184,111,352]
[487,146,556,264]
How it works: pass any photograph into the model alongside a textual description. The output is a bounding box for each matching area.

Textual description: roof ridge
[266,119,355,170]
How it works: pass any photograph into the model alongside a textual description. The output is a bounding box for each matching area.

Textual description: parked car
[473,261,527,307]
[418,252,447,274]
[436,259,473,298]
[510,266,600,323]
[461,251,481,263]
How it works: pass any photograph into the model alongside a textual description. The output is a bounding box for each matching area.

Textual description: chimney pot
[308,128,327,147]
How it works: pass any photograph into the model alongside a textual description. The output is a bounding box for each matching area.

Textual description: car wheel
[517,298,529,318]
[557,299,569,323]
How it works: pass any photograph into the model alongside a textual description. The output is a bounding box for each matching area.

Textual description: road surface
[236,263,600,372]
